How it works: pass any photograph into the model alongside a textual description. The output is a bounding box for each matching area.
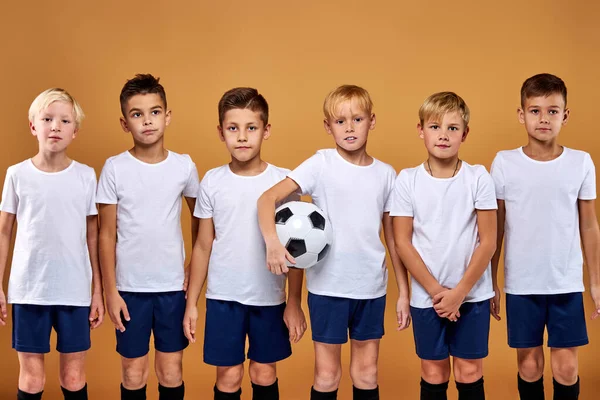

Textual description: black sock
[420,379,448,400]
[310,386,338,400]
[518,374,544,400]
[252,379,279,400]
[17,389,43,400]
[61,384,88,400]
[456,377,485,400]
[553,377,579,400]
[159,382,185,400]
[353,385,379,400]
[121,384,147,400]
[214,385,241,400]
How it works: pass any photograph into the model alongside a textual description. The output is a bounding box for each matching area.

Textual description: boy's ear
[562,108,570,125]
[417,123,424,139]
[165,109,172,127]
[217,125,225,142]
[369,113,376,130]
[120,117,130,133]
[461,126,470,142]
[262,123,272,140]
[72,128,79,139]
[323,119,333,135]
[29,121,36,136]
[517,107,525,124]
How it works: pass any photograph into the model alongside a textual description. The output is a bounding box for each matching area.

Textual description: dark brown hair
[120,74,167,116]
[218,87,268,126]
[521,73,567,108]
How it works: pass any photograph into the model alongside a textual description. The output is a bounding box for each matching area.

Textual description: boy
[97,74,199,400]
[257,85,411,400]
[0,88,104,400]
[392,92,497,400]
[490,73,600,400]
[183,87,306,400]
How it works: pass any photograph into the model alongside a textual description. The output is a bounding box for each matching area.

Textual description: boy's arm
[393,216,445,297]
[490,200,505,321]
[0,212,16,326]
[383,212,411,330]
[579,199,600,319]
[257,177,301,275]
[183,217,214,343]
[184,196,199,293]
[98,204,129,332]
[433,209,497,318]
[86,215,105,329]
[283,268,307,343]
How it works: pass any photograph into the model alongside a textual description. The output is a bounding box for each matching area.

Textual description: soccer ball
[275,201,333,269]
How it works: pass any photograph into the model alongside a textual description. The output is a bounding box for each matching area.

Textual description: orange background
[1,1,599,399]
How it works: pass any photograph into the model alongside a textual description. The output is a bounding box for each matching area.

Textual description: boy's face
[120,93,170,146]
[518,93,569,142]
[218,108,270,163]
[418,111,468,160]
[30,100,78,153]
[324,99,375,153]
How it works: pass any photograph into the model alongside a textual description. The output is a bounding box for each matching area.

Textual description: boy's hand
[591,285,600,320]
[490,286,502,321]
[0,290,7,326]
[433,288,465,322]
[283,301,307,344]
[183,265,191,299]
[89,292,105,329]
[266,240,295,275]
[183,306,198,343]
[396,296,411,331]
[106,292,130,332]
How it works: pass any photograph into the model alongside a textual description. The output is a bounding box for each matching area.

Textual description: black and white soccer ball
[275,201,333,269]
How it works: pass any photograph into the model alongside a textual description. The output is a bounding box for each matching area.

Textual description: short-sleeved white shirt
[287,149,396,299]
[96,151,199,292]
[195,164,290,306]
[0,159,98,306]
[390,162,497,309]
[491,147,596,295]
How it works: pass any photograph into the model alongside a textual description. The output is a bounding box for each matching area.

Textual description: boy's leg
[155,351,184,400]
[421,359,451,400]
[550,348,579,400]
[215,365,244,399]
[59,352,87,399]
[453,358,484,400]
[313,342,342,398]
[249,361,278,400]
[349,339,379,400]
[17,353,45,399]
[121,356,150,399]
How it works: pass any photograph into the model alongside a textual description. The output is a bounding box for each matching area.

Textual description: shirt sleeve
[183,156,200,198]
[475,168,498,210]
[194,173,213,219]
[96,159,118,204]
[0,167,18,214]
[287,152,324,196]
[389,169,413,217]
[86,168,99,216]
[579,153,597,200]
[490,154,505,200]
[383,166,397,213]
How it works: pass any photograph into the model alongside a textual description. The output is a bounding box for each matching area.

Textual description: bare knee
[60,366,86,391]
[122,357,149,389]
[518,349,544,381]
[314,363,342,392]
[155,358,183,387]
[18,354,45,393]
[551,350,578,384]
[421,360,451,384]
[217,365,244,392]
[350,359,378,389]
[249,362,276,386]
[453,359,483,384]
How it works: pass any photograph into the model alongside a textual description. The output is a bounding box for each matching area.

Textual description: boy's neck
[425,154,462,178]
[229,154,268,176]
[522,138,563,161]
[129,140,168,164]
[31,150,72,172]
[335,145,373,166]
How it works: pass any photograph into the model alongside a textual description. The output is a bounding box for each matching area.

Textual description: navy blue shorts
[307,292,386,344]
[411,300,490,360]
[116,291,188,359]
[506,292,588,349]
[204,299,292,366]
[12,304,91,354]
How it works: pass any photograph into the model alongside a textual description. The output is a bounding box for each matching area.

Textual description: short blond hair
[419,92,469,127]
[323,85,373,121]
[28,88,85,129]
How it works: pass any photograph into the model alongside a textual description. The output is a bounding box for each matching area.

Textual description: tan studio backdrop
[0,1,599,399]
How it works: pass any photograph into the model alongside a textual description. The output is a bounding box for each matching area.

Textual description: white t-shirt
[390,162,497,309]
[96,151,199,292]
[0,159,97,306]
[195,164,291,306]
[288,149,395,299]
[491,147,596,295]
